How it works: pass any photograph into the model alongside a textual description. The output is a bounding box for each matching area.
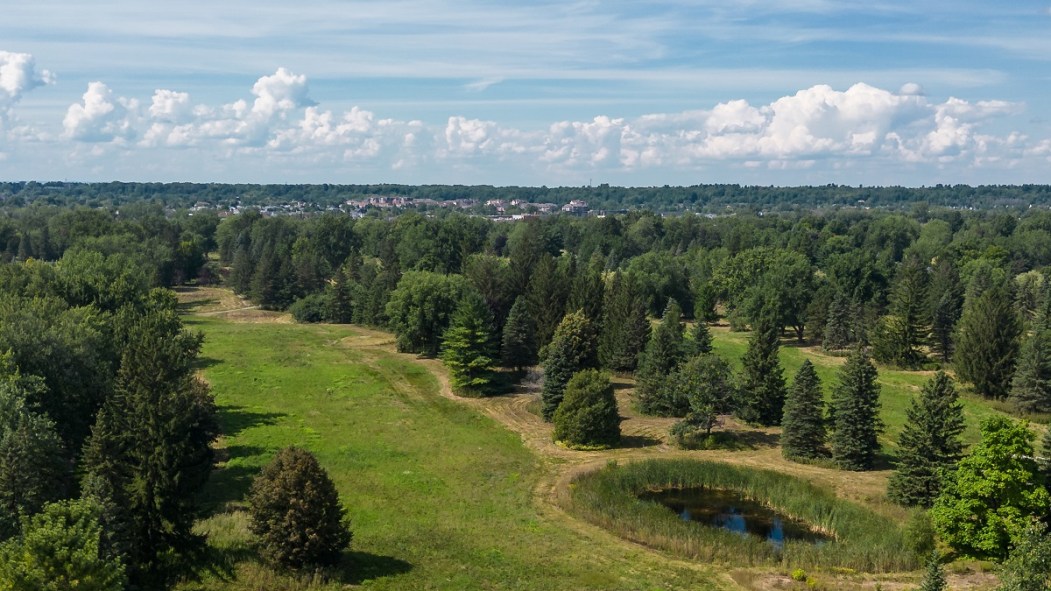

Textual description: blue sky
[1,1,1049,186]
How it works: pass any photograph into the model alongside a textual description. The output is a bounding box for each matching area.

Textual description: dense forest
[3,186,1051,588]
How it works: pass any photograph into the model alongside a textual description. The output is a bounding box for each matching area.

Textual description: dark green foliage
[918,551,946,591]
[501,296,538,372]
[1009,328,1051,413]
[686,321,713,356]
[928,257,964,362]
[441,293,497,396]
[997,521,1051,591]
[527,255,570,350]
[385,271,471,356]
[0,498,126,591]
[567,254,605,324]
[670,353,736,442]
[823,291,853,351]
[625,251,694,317]
[955,284,1022,399]
[598,272,651,372]
[289,292,329,323]
[541,311,599,421]
[887,372,965,507]
[463,254,512,328]
[872,256,928,368]
[80,309,218,588]
[325,263,354,324]
[552,369,620,448]
[931,417,1051,560]
[736,310,787,426]
[635,300,688,416]
[829,348,883,471]
[781,360,826,461]
[247,446,351,570]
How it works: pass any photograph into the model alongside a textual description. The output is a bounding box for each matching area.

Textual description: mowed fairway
[179,314,724,591]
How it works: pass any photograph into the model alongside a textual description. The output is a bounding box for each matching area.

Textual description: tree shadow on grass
[220,405,286,438]
[677,429,781,451]
[200,448,269,512]
[619,434,663,449]
[339,551,414,584]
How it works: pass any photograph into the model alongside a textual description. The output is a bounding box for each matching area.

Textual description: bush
[552,369,620,449]
[289,293,330,323]
[247,447,351,570]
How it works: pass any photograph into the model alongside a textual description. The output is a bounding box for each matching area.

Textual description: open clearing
[178,288,999,591]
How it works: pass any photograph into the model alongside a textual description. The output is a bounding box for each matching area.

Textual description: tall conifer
[501,296,538,372]
[1009,328,1051,414]
[541,311,598,421]
[830,348,883,470]
[634,300,687,416]
[598,272,650,372]
[955,284,1021,399]
[736,306,787,426]
[781,359,825,461]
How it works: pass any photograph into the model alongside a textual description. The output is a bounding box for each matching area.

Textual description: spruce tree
[541,311,598,421]
[326,263,353,323]
[955,284,1022,399]
[634,300,688,416]
[552,369,620,448]
[567,253,605,325]
[686,320,713,356]
[736,307,787,426]
[781,359,826,461]
[501,296,538,372]
[598,272,650,372]
[441,292,497,396]
[823,291,853,351]
[887,371,965,507]
[830,348,883,470]
[527,255,569,350]
[1009,328,1051,414]
[876,256,928,368]
[918,551,946,591]
[928,258,964,362]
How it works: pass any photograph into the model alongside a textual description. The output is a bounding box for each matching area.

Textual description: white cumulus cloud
[63,82,139,142]
[0,51,53,116]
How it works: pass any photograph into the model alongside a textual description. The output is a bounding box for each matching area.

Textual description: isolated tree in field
[736,307,787,426]
[997,521,1051,591]
[1009,327,1051,414]
[823,291,853,351]
[685,320,713,356]
[501,296,537,372]
[0,498,126,591]
[917,551,946,591]
[441,292,497,396]
[887,371,965,507]
[598,272,650,372]
[781,359,826,461]
[386,271,472,357]
[552,369,620,448]
[931,416,1050,560]
[634,299,688,415]
[928,257,964,361]
[669,353,736,442]
[955,284,1021,399]
[541,311,599,421]
[829,348,882,470]
[247,447,351,570]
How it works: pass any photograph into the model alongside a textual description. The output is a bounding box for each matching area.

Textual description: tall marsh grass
[567,459,920,572]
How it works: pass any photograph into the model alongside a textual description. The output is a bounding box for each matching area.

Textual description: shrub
[553,369,620,448]
[289,293,329,323]
[247,447,351,570]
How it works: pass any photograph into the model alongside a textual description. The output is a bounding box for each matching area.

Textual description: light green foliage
[0,498,126,591]
[997,521,1051,591]
[541,310,599,421]
[552,369,620,448]
[830,348,883,471]
[781,360,826,461]
[385,271,472,357]
[247,447,351,570]
[931,417,1051,560]
[625,251,694,317]
[888,372,965,507]
[917,551,946,591]
[441,292,497,396]
[955,284,1022,399]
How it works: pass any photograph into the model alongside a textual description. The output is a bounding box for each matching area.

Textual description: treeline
[6,180,1051,211]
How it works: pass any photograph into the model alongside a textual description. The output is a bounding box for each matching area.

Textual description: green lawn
[179,317,723,591]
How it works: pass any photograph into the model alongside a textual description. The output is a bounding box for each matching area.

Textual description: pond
[640,488,831,546]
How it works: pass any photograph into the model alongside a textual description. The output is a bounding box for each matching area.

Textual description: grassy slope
[179,316,723,591]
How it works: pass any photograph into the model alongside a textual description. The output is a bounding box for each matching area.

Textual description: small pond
[639,488,831,546]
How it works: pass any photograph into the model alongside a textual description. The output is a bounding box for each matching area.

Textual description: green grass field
[178,316,723,591]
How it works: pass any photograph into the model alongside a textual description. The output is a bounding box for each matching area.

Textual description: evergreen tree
[955,284,1022,399]
[918,551,946,591]
[873,256,928,368]
[598,272,651,372]
[527,255,570,350]
[669,353,736,442]
[1009,328,1051,414]
[501,296,538,372]
[736,306,787,426]
[325,263,354,323]
[928,258,964,361]
[441,292,497,396]
[823,291,853,351]
[634,300,688,416]
[830,348,883,470]
[781,359,826,461]
[541,311,598,421]
[247,447,351,570]
[552,369,620,448]
[932,416,1050,561]
[887,371,965,507]
[686,321,713,356]
[567,253,605,325]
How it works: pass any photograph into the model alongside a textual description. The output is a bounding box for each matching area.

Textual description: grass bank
[567,458,922,573]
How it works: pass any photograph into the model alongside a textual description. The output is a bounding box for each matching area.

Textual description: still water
[639,488,830,546]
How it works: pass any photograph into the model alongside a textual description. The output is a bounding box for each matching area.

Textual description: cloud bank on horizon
[2,1,1050,185]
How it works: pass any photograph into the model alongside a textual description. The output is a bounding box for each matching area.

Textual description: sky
[1,1,1050,187]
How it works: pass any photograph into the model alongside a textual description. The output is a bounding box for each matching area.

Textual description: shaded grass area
[178,317,723,591]
[567,459,921,572]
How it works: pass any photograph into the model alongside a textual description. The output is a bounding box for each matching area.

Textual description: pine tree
[552,369,620,448]
[326,263,353,323]
[598,272,651,372]
[567,253,605,325]
[541,311,598,421]
[1009,328,1051,414]
[887,371,965,507]
[830,348,883,470]
[736,308,787,426]
[823,291,853,351]
[928,258,964,361]
[527,255,569,350]
[686,320,713,356]
[873,256,928,368]
[634,300,688,416]
[955,285,1022,399]
[441,293,497,396]
[781,359,826,461]
[501,296,538,372]
[918,551,946,591]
